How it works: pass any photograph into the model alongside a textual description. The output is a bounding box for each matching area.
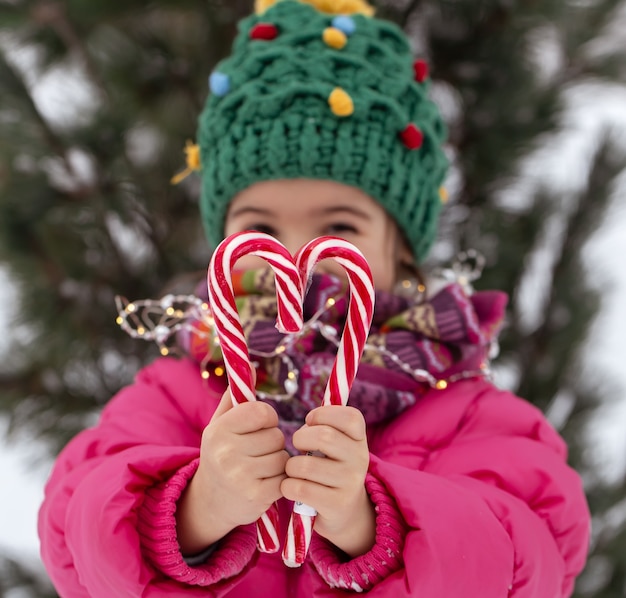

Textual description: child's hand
[176,388,288,555]
[282,406,377,558]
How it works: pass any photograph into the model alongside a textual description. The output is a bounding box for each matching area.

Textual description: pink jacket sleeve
[311,379,589,597]
[309,472,407,592]
[38,357,255,598]
[304,382,590,598]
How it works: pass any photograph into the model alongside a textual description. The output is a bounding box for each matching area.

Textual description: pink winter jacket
[39,356,589,597]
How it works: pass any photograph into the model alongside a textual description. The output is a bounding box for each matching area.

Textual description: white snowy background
[1,16,626,590]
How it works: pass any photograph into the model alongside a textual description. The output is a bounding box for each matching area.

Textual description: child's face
[224,179,410,293]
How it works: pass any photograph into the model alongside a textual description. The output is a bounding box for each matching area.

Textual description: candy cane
[282,236,375,568]
[207,231,304,553]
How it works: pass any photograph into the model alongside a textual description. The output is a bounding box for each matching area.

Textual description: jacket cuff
[309,473,407,592]
[137,458,257,586]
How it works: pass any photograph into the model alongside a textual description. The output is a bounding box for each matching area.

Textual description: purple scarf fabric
[179,270,508,453]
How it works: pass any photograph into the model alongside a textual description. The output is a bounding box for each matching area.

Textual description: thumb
[212,387,235,419]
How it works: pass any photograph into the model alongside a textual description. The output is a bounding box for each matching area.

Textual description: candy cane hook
[207,231,304,553]
[282,236,375,567]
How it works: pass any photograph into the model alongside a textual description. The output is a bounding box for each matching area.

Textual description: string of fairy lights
[115,251,493,399]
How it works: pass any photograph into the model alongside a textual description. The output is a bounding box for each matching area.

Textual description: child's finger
[245,427,286,457]
[258,472,289,506]
[247,450,290,480]
[220,400,280,435]
[291,424,355,461]
[282,471,365,517]
[287,435,367,483]
[285,453,337,488]
[305,406,367,442]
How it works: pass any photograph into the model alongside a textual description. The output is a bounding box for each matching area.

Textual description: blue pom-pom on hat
[331,15,356,36]
[209,71,231,97]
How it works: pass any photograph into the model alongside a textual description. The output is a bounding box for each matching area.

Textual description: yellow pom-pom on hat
[328,87,354,117]
[323,27,348,49]
[255,0,274,13]
[170,140,201,184]
[256,0,374,17]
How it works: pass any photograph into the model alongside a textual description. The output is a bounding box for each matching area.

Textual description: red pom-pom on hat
[250,23,279,40]
[400,124,424,150]
[413,59,429,83]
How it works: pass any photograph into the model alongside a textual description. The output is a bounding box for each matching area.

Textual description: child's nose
[281,233,348,282]
[281,231,314,257]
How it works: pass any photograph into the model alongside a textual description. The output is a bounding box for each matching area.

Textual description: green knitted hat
[197,0,448,262]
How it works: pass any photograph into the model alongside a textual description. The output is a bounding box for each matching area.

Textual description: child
[38,0,590,596]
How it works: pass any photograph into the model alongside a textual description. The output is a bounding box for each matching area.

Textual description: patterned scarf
[178,269,508,453]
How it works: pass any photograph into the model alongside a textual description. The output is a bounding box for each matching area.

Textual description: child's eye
[326,223,358,235]
[247,224,277,237]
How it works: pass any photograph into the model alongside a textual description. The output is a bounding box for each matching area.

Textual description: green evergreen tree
[0,0,624,595]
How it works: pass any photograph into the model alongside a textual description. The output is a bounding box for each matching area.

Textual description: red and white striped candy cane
[282,236,375,568]
[207,231,304,553]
